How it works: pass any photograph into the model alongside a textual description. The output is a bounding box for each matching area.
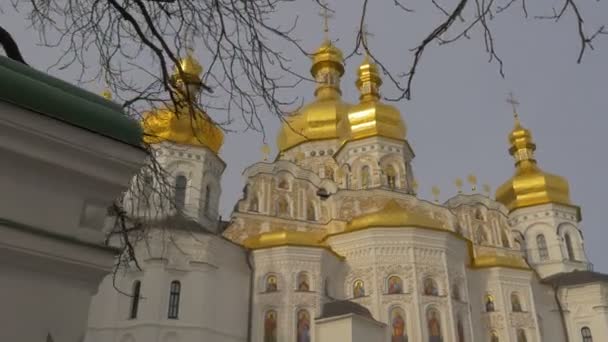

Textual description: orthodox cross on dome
[319,3,334,41]
[506,91,520,121]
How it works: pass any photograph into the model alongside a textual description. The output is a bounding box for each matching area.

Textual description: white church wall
[558,283,608,342]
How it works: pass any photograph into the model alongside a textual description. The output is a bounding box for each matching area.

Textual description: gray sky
[3,1,607,271]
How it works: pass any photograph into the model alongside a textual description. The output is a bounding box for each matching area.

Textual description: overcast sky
[3,1,607,271]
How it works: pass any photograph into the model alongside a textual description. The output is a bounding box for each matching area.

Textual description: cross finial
[506,91,520,122]
[319,3,334,41]
[261,144,271,161]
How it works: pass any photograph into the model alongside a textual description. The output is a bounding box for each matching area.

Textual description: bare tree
[0,0,605,278]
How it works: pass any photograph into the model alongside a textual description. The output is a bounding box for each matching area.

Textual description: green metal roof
[0,56,142,147]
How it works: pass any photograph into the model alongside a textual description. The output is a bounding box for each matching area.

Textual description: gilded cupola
[276,38,352,152]
[142,51,224,154]
[340,55,406,144]
[496,112,573,211]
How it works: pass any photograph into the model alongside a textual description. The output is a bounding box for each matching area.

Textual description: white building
[86,38,608,342]
[0,55,146,342]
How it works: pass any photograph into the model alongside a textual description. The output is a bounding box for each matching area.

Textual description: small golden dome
[496,116,572,211]
[243,230,327,250]
[142,53,224,153]
[277,40,351,152]
[346,200,445,232]
[340,56,406,144]
[172,50,203,84]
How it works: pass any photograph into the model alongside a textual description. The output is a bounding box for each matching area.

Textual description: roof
[318,300,375,320]
[0,56,142,147]
[542,270,608,287]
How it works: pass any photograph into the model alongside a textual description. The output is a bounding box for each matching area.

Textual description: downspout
[246,250,254,342]
[552,284,570,342]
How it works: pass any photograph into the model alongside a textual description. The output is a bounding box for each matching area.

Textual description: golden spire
[261,144,271,161]
[311,4,344,100]
[495,96,574,213]
[431,186,440,203]
[467,174,477,191]
[454,178,464,194]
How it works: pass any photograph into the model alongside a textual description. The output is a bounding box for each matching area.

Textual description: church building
[85,34,608,342]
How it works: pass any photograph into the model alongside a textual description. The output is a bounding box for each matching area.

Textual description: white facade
[0,98,145,342]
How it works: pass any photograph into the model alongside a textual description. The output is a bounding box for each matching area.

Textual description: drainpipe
[552,284,570,342]
[246,250,254,342]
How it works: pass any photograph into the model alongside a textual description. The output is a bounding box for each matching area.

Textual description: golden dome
[496,116,572,211]
[277,40,351,152]
[243,230,327,249]
[340,56,406,144]
[346,200,445,232]
[142,53,224,153]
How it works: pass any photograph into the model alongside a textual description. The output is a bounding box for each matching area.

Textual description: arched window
[581,327,593,342]
[474,208,484,221]
[297,272,310,292]
[387,276,403,294]
[264,310,278,342]
[265,274,278,292]
[511,292,523,312]
[385,165,397,189]
[296,309,311,342]
[565,233,576,261]
[426,308,442,342]
[361,166,371,189]
[485,294,495,312]
[306,201,316,221]
[516,329,527,342]
[204,185,211,215]
[423,278,439,296]
[129,280,141,319]
[167,280,181,319]
[174,175,187,210]
[537,234,549,261]
[490,331,499,342]
[353,279,365,298]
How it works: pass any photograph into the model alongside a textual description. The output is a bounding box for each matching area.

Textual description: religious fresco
[390,307,407,342]
[427,308,442,342]
[353,279,365,298]
[297,272,310,292]
[296,309,311,342]
[423,278,439,296]
[388,276,403,294]
[264,310,277,342]
[265,275,278,292]
[485,294,495,312]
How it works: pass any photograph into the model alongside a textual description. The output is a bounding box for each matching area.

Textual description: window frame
[167,280,181,319]
[129,280,141,320]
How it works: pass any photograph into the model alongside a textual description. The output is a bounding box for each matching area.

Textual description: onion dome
[142,52,224,153]
[495,115,573,211]
[340,55,406,144]
[276,40,352,152]
[346,200,445,232]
